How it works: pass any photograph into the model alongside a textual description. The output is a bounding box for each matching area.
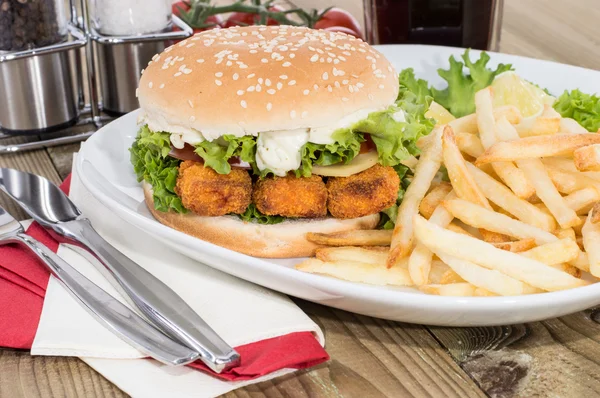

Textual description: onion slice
[312,151,378,177]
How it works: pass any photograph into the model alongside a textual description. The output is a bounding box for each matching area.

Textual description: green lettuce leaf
[398,68,432,106]
[553,89,600,132]
[378,164,412,229]
[238,203,284,225]
[296,133,364,177]
[431,50,513,117]
[194,135,257,174]
[130,125,186,213]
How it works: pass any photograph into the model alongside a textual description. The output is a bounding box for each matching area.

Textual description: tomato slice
[314,8,364,40]
[360,135,376,154]
[169,144,252,169]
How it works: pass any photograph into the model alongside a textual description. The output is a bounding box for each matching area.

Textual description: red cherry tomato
[172,1,190,14]
[314,8,364,40]
[224,5,283,28]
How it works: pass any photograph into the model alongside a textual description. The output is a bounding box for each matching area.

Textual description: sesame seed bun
[138,25,399,138]
[143,182,380,258]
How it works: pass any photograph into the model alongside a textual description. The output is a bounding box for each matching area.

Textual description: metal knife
[0,168,240,373]
[0,205,199,366]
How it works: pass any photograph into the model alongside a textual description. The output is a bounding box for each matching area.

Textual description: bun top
[138,25,399,138]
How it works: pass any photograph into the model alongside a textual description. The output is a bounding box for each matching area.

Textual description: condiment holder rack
[0,1,192,154]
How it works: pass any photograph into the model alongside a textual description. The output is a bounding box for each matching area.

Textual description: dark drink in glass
[363,0,504,50]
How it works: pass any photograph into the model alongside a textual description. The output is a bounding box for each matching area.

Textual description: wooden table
[1,0,600,396]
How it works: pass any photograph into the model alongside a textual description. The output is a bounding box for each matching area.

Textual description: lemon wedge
[491,71,555,118]
[426,101,456,125]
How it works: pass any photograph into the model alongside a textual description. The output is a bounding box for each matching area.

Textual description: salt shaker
[87,0,172,36]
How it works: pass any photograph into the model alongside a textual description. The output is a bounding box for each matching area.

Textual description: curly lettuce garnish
[130,126,186,213]
[554,89,600,132]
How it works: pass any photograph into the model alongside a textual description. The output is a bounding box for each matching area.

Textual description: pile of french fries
[297,87,600,297]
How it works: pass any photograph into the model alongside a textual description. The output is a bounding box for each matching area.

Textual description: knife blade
[0,168,240,373]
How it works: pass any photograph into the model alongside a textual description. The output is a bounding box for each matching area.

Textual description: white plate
[76,45,600,326]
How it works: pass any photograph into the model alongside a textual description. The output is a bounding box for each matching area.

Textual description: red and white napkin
[0,157,328,397]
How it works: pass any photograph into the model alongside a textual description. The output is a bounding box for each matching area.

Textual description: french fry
[574,144,600,172]
[573,216,586,235]
[475,133,600,165]
[388,126,444,267]
[466,162,556,231]
[541,105,562,119]
[400,155,419,170]
[560,118,589,134]
[442,198,558,245]
[413,215,587,291]
[442,125,507,242]
[436,253,541,296]
[455,132,485,158]
[591,202,600,223]
[495,118,581,228]
[440,269,466,284]
[555,228,576,242]
[553,263,581,278]
[475,90,535,199]
[446,222,475,237]
[582,208,600,277]
[576,237,584,251]
[419,283,477,296]
[474,288,498,296]
[568,251,590,272]
[306,230,392,246]
[409,191,456,285]
[428,260,451,284]
[545,166,591,194]
[448,105,521,134]
[520,239,580,265]
[563,187,600,212]
[316,247,389,267]
[419,182,453,219]
[295,258,412,286]
[542,157,600,180]
[492,238,537,252]
[514,114,560,137]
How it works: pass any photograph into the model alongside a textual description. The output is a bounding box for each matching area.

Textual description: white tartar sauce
[392,109,406,122]
[256,129,309,176]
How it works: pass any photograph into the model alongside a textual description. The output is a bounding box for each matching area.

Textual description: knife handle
[55,219,240,373]
[7,233,200,367]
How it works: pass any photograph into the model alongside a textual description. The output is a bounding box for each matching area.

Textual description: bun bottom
[143,182,380,258]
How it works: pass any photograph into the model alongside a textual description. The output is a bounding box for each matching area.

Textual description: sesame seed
[266,102,272,111]
[277,82,283,90]
[248,73,256,78]
[319,58,324,63]
[215,72,223,77]
[282,62,291,67]
[250,49,258,53]
[190,116,196,122]
[233,73,239,80]
[237,90,244,96]
[338,56,346,61]
[310,54,319,62]
[261,58,268,63]
[256,84,262,92]
[322,72,329,81]
[280,75,288,80]
[371,64,377,70]
[188,100,194,108]
[240,100,247,108]
[349,85,354,93]
[356,82,364,88]
[239,64,248,69]
[288,80,296,86]
[342,97,349,102]
[290,110,297,119]
[196,59,204,63]
[159,83,165,89]
[226,61,233,66]
[314,84,319,90]
[265,79,272,86]
[327,85,333,92]
[327,58,332,63]
[387,65,393,72]
[135,88,139,97]
[333,59,340,64]
[334,81,340,88]
[186,43,195,48]
[301,111,308,119]
[379,84,385,89]
[289,53,296,58]
[247,86,255,92]
[267,89,276,95]
[174,72,182,77]
[215,80,222,86]
[141,69,144,74]
[148,82,153,88]
[258,78,264,84]
[303,89,310,95]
